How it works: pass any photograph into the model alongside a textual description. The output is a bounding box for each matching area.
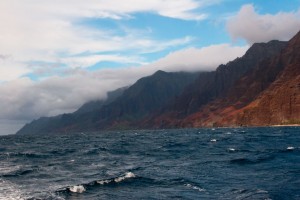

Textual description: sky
[0,0,300,135]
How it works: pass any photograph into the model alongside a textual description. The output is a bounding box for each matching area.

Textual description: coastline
[271,124,300,127]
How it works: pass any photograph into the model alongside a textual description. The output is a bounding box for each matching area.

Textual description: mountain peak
[153,70,167,76]
[244,40,287,59]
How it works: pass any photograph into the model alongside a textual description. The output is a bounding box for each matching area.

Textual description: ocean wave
[168,178,206,193]
[210,139,217,142]
[1,166,39,178]
[48,149,76,155]
[1,127,299,199]
[25,194,66,200]
[83,147,108,155]
[4,152,50,159]
[97,171,136,185]
[229,155,275,165]
[0,179,24,200]
[278,146,298,153]
[232,188,270,200]
[286,146,295,151]
[56,172,137,194]
[184,183,206,192]
[0,147,7,152]
[69,185,86,193]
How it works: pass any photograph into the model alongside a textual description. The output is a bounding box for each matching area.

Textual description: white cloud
[0,0,213,82]
[0,43,247,122]
[0,76,115,120]
[152,44,248,72]
[23,0,206,20]
[62,54,146,69]
[0,57,31,82]
[227,4,300,44]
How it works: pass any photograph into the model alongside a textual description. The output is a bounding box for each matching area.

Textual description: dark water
[0,127,299,200]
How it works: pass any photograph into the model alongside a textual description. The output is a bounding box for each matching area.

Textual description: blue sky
[0,0,299,134]
[31,0,300,74]
[0,0,299,81]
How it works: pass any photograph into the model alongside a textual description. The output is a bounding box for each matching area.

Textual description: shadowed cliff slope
[17,71,199,134]
[145,40,287,128]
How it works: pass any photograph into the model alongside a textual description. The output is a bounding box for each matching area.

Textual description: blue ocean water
[0,127,299,200]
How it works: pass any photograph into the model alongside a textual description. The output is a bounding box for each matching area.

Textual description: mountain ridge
[17,71,199,134]
[142,40,288,128]
[16,31,300,135]
[178,31,300,127]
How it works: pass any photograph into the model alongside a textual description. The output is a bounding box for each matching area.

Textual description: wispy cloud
[62,54,147,69]
[0,58,31,82]
[0,0,214,82]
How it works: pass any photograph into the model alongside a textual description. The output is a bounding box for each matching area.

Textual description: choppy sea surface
[0,127,299,200]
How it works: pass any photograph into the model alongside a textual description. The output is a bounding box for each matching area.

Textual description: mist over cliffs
[17,71,199,134]
[16,31,300,135]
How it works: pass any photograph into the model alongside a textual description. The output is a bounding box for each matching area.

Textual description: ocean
[0,127,299,200]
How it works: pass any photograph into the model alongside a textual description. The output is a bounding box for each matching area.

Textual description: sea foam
[58,172,137,194]
[69,185,86,193]
[114,172,136,183]
[97,172,136,184]
[287,146,295,150]
[185,183,206,192]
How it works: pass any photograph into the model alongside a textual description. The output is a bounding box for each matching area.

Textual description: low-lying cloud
[0,43,247,124]
[153,44,248,72]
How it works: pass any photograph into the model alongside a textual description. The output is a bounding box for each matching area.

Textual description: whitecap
[287,146,295,150]
[256,189,268,194]
[185,183,206,192]
[228,148,236,152]
[96,180,111,185]
[69,185,86,193]
[210,139,217,142]
[114,172,136,183]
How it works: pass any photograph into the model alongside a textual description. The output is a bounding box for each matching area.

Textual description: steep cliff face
[88,70,199,130]
[183,31,300,127]
[16,71,199,134]
[168,40,287,116]
[146,40,288,128]
[235,31,300,126]
[99,71,199,121]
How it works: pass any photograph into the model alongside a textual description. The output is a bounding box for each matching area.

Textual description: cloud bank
[153,44,248,72]
[0,44,248,123]
[227,4,300,44]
